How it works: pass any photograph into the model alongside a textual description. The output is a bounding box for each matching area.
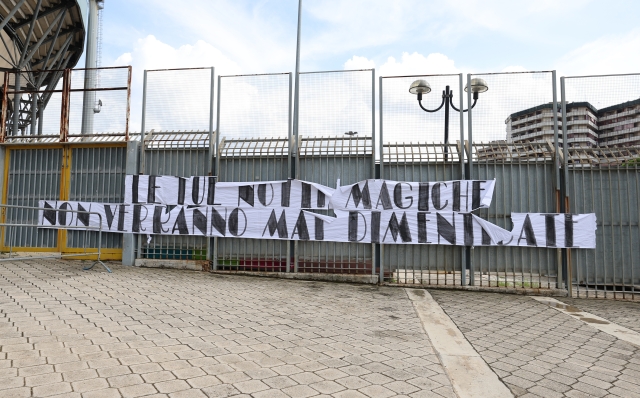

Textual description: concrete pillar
[122,140,139,266]
[81,0,100,137]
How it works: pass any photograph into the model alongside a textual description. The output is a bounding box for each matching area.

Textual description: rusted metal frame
[0,72,8,142]
[59,68,71,142]
[124,66,132,141]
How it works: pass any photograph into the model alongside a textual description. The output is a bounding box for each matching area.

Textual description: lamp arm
[449,95,478,113]
[418,96,445,113]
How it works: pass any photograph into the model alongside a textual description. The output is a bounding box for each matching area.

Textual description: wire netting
[145,68,213,133]
[563,73,640,149]
[563,73,640,299]
[218,73,291,139]
[381,74,464,146]
[298,70,373,138]
[469,71,556,144]
[68,67,130,136]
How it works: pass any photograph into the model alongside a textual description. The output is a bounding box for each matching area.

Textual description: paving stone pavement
[0,260,456,398]
[561,298,640,334]
[429,290,640,398]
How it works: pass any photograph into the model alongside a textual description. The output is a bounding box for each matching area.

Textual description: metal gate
[2,144,126,259]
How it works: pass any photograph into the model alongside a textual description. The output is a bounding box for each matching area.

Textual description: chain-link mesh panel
[218,73,291,139]
[68,67,131,137]
[381,74,464,145]
[145,68,212,133]
[298,70,373,138]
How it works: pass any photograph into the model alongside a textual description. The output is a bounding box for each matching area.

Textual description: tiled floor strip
[531,296,640,348]
[406,288,514,398]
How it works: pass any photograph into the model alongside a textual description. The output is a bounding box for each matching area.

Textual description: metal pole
[209,67,215,175]
[560,77,570,295]
[291,0,302,274]
[379,75,384,284]
[552,71,563,290]
[466,74,474,286]
[13,72,21,135]
[30,90,37,135]
[81,0,100,138]
[292,0,302,162]
[459,74,468,286]
[137,70,148,260]
[444,86,450,162]
[213,75,222,271]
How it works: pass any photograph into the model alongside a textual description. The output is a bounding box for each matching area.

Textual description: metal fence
[1,66,639,299]
[215,73,292,272]
[1,67,131,142]
[296,70,375,274]
[562,73,640,299]
[139,68,214,261]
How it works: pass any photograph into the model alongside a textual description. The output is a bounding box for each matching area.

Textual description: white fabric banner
[330,179,496,213]
[37,200,596,248]
[123,176,335,209]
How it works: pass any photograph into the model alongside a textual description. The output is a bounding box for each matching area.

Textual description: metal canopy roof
[0,0,87,86]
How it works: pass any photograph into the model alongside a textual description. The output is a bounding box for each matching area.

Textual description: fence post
[560,77,571,296]
[208,67,215,266]
[213,75,222,271]
[122,140,139,266]
[466,74,475,286]
[552,71,564,291]
[136,70,148,260]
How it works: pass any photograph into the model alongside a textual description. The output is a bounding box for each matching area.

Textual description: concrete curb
[390,283,569,297]
[210,270,379,284]
[406,288,514,398]
[532,296,640,348]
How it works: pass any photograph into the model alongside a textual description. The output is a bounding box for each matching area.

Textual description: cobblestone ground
[429,290,640,398]
[0,260,455,398]
[562,298,640,334]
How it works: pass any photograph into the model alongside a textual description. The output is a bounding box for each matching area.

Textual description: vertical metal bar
[13,72,21,135]
[466,74,474,286]
[209,67,215,175]
[0,72,8,142]
[560,77,570,295]
[378,76,384,283]
[458,74,467,286]
[30,91,37,136]
[137,70,148,259]
[125,66,132,141]
[213,76,222,271]
[140,70,148,174]
[59,69,70,142]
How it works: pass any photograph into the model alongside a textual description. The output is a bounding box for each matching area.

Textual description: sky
[73,0,640,140]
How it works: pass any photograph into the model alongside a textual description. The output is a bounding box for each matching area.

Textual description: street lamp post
[409,78,488,160]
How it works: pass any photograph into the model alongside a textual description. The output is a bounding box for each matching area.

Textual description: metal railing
[0,204,111,272]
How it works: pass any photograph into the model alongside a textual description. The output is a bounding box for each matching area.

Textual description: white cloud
[344,56,375,70]
[556,28,640,76]
[111,35,242,132]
